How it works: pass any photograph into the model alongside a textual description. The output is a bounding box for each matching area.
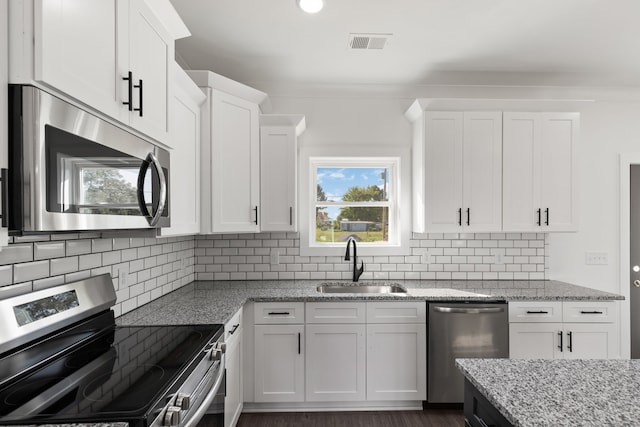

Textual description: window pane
[316,167,390,202]
[315,206,389,243]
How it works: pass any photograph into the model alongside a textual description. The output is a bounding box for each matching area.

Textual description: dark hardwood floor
[200,408,464,427]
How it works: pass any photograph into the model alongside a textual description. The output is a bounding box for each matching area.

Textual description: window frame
[299,145,411,257]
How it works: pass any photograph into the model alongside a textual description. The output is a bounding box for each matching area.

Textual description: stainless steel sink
[316,283,407,294]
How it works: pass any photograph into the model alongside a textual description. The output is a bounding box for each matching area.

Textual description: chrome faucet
[345,237,364,282]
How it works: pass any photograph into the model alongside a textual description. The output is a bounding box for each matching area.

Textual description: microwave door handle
[137,153,167,226]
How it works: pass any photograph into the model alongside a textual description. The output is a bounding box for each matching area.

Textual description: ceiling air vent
[348,33,392,50]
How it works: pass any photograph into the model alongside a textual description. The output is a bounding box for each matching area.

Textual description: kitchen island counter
[116,279,622,326]
[456,358,640,427]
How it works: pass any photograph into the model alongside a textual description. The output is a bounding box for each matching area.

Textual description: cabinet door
[211,89,260,233]
[224,325,243,427]
[159,66,202,237]
[254,324,304,402]
[503,112,579,232]
[509,322,563,359]
[305,324,366,402]
[260,126,296,231]
[35,0,127,122]
[425,111,464,232]
[503,113,541,232]
[563,323,619,359]
[463,112,502,232]
[128,0,172,143]
[539,113,579,232]
[366,323,426,401]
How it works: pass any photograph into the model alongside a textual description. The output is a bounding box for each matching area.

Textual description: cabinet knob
[634,280,640,288]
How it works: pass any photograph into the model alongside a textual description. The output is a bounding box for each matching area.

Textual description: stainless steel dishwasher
[428,302,509,403]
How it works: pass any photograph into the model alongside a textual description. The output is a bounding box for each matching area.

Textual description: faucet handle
[356,260,364,281]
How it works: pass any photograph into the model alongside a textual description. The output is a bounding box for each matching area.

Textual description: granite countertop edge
[117,279,624,327]
[456,359,522,426]
[455,358,640,427]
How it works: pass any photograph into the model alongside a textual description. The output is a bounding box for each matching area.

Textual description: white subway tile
[51,256,79,276]
[0,244,34,265]
[34,242,65,260]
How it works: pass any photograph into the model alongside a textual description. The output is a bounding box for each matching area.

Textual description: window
[300,146,411,256]
[312,159,398,247]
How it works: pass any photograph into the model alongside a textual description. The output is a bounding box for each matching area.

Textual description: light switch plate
[585,252,608,265]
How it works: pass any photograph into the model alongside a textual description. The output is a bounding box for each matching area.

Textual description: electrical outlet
[421,249,432,264]
[494,248,505,265]
[270,249,280,265]
[117,264,129,287]
[585,252,608,265]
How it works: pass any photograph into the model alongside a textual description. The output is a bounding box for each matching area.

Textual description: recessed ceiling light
[297,0,324,14]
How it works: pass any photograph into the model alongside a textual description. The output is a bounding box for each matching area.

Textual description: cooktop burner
[0,311,222,425]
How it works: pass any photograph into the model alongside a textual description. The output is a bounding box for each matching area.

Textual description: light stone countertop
[117,279,623,326]
[456,358,640,427]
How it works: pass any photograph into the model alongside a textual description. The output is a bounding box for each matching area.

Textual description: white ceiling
[169,0,640,88]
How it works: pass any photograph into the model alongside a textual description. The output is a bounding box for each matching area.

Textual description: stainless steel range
[0,274,225,427]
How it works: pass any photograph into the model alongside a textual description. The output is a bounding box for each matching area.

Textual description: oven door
[9,85,170,233]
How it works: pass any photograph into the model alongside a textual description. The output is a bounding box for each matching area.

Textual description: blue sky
[316,167,387,220]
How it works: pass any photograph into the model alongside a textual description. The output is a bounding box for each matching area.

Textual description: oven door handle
[137,152,167,226]
[183,358,226,427]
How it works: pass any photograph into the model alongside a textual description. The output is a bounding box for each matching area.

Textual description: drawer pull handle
[228,323,240,335]
[267,311,291,316]
[526,310,549,314]
[580,310,603,314]
[567,331,573,352]
[558,331,563,352]
[298,332,301,354]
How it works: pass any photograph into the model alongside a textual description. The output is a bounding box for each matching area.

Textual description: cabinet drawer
[563,301,618,323]
[366,302,426,324]
[508,301,563,323]
[306,302,366,324]
[225,307,243,345]
[254,302,305,324]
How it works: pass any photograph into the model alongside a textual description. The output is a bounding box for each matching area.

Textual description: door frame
[619,154,640,358]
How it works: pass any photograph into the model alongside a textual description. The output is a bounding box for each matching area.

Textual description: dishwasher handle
[432,306,505,314]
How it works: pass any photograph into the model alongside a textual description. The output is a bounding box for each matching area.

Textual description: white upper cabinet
[126,0,174,143]
[407,99,579,234]
[422,111,502,233]
[503,112,579,232]
[188,71,269,234]
[159,64,204,237]
[34,0,126,123]
[9,0,186,144]
[260,115,305,232]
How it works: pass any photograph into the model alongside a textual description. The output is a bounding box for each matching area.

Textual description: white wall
[259,83,640,296]
[549,100,640,294]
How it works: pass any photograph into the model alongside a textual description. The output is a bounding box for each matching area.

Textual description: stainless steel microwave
[7,85,170,233]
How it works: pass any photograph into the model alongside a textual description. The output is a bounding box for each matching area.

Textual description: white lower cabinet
[251,301,426,408]
[509,301,620,360]
[509,322,563,359]
[366,323,427,401]
[224,308,243,427]
[305,324,366,401]
[254,324,305,403]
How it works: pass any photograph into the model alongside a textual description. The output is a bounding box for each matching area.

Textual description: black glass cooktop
[0,311,222,426]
